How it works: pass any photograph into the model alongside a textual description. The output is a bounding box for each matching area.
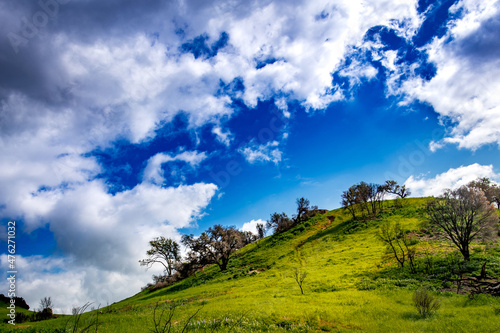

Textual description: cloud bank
[404,163,499,197]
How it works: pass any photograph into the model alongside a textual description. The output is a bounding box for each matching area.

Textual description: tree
[39,296,52,311]
[295,197,310,223]
[426,185,498,261]
[355,182,374,216]
[256,223,265,240]
[377,222,416,272]
[292,267,307,295]
[386,180,411,199]
[292,250,307,295]
[266,212,292,234]
[139,237,180,277]
[468,177,500,208]
[182,225,243,271]
[38,296,53,320]
[341,185,359,219]
[240,230,257,245]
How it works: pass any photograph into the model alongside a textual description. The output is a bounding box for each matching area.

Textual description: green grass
[3,198,500,332]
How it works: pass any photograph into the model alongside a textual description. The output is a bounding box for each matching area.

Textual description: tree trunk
[460,246,470,261]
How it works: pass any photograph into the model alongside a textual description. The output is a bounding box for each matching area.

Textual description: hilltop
[3,198,500,332]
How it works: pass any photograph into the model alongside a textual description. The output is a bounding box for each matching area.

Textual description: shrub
[413,287,440,317]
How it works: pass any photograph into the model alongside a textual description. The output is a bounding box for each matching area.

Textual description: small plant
[413,287,440,317]
[293,266,308,295]
[65,302,99,333]
[292,249,308,295]
[150,300,202,333]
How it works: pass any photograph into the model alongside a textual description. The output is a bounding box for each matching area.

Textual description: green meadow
[3,198,500,332]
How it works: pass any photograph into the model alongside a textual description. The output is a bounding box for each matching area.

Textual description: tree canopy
[139,237,180,276]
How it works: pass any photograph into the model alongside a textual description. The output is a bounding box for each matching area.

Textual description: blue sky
[1,0,500,313]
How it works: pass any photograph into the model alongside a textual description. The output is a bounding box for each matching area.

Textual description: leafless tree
[468,177,500,208]
[426,185,498,261]
[377,222,416,272]
[39,296,52,311]
[292,267,307,295]
[292,250,308,295]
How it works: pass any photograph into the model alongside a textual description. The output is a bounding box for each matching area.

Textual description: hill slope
[4,198,500,332]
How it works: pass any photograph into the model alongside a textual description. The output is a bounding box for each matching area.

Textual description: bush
[413,287,440,317]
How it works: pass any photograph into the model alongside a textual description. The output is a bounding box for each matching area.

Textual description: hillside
[3,198,500,332]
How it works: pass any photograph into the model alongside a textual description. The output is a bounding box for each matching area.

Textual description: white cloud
[142,151,208,184]
[240,140,283,165]
[394,0,500,150]
[404,163,499,197]
[0,180,217,313]
[338,58,378,88]
[0,254,159,314]
[241,219,266,235]
[212,126,233,146]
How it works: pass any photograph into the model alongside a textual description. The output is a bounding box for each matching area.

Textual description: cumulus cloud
[212,126,233,147]
[1,254,161,314]
[394,0,500,150]
[241,219,266,235]
[404,163,499,197]
[0,180,217,312]
[142,151,208,184]
[240,141,283,165]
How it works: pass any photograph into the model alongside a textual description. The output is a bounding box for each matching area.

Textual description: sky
[0,0,499,313]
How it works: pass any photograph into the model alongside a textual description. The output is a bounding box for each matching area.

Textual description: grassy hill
[3,198,500,332]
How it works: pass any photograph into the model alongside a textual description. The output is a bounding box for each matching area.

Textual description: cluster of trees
[266,197,322,234]
[3,296,54,324]
[141,176,499,293]
[0,294,29,310]
[379,177,499,275]
[341,180,410,219]
[141,197,320,288]
[140,224,262,288]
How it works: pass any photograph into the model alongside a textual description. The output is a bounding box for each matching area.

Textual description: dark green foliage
[0,294,29,310]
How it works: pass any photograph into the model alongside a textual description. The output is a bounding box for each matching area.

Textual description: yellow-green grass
[3,198,500,332]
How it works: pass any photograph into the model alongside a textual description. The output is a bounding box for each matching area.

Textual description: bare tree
[39,296,53,311]
[139,237,180,277]
[38,296,54,320]
[292,250,308,295]
[468,177,500,208]
[292,267,307,295]
[426,185,498,261]
[377,222,416,272]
